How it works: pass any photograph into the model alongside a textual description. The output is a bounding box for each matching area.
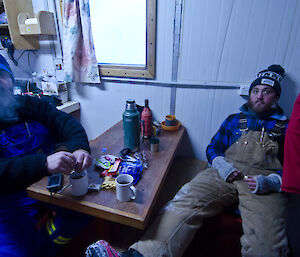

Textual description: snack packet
[118,161,143,185]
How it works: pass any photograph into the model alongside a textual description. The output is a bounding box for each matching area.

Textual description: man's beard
[0,86,18,122]
[247,98,275,114]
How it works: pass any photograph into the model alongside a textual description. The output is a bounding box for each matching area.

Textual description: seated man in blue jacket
[109,65,289,257]
[0,54,93,257]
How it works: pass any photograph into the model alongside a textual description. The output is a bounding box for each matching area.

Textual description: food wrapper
[101,176,116,189]
[118,161,143,185]
[88,183,101,192]
[94,155,119,169]
[94,157,110,169]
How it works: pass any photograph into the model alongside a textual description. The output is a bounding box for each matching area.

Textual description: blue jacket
[206,104,288,170]
[0,95,90,194]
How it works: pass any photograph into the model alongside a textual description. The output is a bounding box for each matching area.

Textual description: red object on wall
[282,93,300,194]
[141,99,152,139]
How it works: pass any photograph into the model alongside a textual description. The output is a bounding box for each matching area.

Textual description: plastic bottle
[141,99,153,139]
[123,99,140,151]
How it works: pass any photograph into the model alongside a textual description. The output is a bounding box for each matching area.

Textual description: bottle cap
[126,99,136,110]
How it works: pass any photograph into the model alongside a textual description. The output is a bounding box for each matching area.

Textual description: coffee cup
[69,170,88,196]
[116,174,137,202]
[150,137,159,152]
[165,115,178,126]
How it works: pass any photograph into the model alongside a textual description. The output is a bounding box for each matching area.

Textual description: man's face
[248,85,277,114]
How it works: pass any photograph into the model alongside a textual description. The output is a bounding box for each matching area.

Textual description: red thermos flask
[141,99,152,139]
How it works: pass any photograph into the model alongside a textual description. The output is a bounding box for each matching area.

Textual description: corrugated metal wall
[6,0,300,162]
[173,0,300,160]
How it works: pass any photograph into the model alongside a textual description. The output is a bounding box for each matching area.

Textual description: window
[89,0,156,79]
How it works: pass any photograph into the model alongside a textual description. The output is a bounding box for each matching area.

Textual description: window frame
[97,0,156,79]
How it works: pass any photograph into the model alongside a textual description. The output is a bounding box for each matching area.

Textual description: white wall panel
[69,82,171,141]
[173,0,300,160]
[279,1,300,117]
[155,0,175,82]
[179,0,235,82]
[179,0,298,84]
[176,87,245,160]
[221,0,297,81]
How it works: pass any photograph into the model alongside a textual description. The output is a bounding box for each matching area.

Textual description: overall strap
[239,112,287,139]
[0,120,55,158]
[269,119,288,141]
[239,112,248,132]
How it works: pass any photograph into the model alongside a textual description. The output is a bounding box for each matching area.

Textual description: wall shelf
[18,11,56,36]
[0,0,57,49]
[2,0,39,49]
[57,101,80,114]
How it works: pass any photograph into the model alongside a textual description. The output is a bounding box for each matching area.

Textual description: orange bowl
[165,115,176,121]
[161,121,181,131]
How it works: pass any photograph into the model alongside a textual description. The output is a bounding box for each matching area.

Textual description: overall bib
[0,121,91,257]
[131,130,288,257]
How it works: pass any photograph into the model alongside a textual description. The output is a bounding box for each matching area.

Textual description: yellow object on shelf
[17,11,56,35]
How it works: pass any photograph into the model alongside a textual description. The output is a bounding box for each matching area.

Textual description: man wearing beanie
[0,54,94,257]
[104,64,289,257]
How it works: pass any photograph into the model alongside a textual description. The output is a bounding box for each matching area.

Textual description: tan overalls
[131,130,289,257]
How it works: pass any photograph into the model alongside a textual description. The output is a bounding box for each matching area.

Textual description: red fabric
[282,94,300,193]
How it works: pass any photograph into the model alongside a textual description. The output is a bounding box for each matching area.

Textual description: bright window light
[89,0,146,66]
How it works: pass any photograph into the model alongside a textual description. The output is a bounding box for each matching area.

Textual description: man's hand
[46,151,76,175]
[73,149,93,172]
[227,171,258,192]
[226,170,243,182]
[244,175,257,191]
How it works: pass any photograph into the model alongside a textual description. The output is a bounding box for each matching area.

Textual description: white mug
[116,174,137,202]
[69,170,88,196]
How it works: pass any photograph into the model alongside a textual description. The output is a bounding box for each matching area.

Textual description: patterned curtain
[63,0,100,83]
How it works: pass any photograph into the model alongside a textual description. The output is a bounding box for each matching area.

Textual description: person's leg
[0,191,41,257]
[130,168,237,257]
[37,205,93,257]
[235,181,289,257]
[0,191,93,257]
[0,214,38,257]
[286,193,300,257]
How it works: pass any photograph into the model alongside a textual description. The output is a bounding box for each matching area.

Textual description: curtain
[63,0,100,83]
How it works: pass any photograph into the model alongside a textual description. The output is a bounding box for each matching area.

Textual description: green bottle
[123,99,140,151]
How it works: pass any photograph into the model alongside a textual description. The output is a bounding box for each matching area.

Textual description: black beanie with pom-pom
[249,64,285,97]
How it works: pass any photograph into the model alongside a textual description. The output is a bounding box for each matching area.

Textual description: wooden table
[27,121,185,229]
